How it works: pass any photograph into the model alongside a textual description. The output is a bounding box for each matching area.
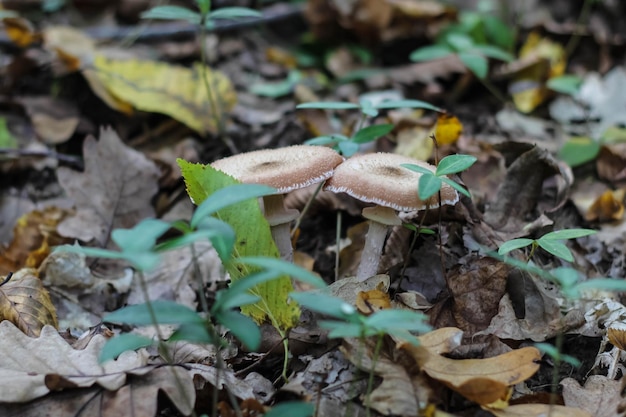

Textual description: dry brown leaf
[417,327,463,355]
[586,189,625,222]
[57,128,160,246]
[2,17,40,47]
[561,375,625,417]
[488,403,592,417]
[0,268,57,336]
[17,96,80,144]
[402,343,540,405]
[355,288,391,314]
[597,143,626,183]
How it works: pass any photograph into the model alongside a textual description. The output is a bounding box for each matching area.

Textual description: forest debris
[561,376,623,417]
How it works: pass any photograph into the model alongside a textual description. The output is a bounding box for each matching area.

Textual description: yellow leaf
[92,55,237,134]
[585,189,625,222]
[511,32,566,113]
[2,17,39,47]
[434,113,463,145]
[394,125,433,161]
[355,288,391,314]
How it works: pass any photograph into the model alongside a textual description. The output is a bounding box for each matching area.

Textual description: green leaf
[498,238,534,255]
[239,257,327,289]
[215,310,261,350]
[418,173,442,200]
[156,218,235,260]
[365,309,431,333]
[191,183,276,229]
[359,99,378,117]
[471,44,514,62]
[264,402,314,417]
[352,124,394,144]
[458,52,488,79]
[250,70,301,98]
[304,135,345,146]
[168,322,212,343]
[535,342,581,367]
[208,7,262,20]
[104,301,204,326]
[409,44,453,62]
[178,160,300,330]
[575,278,626,293]
[321,321,366,339]
[374,99,442,112]
[112,219,171,254]
[99,334,154,363]
[0,118,17,148]
[436,154,478,176]
[547,75,583,95]
[483,15,515,50]
[446,33,475,51]
[296,102,360,110]
[214,270,279,312]
[140,6,201,24]
[401,163,434,175]
[537,240,573,262]
[558,137,600,167]
[440,177,471,198]
[540,229,596,241]
[337,141,360,156]
[289,292,356,320]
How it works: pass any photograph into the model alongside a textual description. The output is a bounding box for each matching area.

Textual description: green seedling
[497,228,596,263]
[401,154,477,200]
[535,342,581,368]
[298,99,441,157]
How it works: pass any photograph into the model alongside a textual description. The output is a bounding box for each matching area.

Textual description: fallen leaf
[17,96,80,144]
[585,189,625,222]
[488,403,592,417]
[355,288,391,314]
[57,128,160,246]
[597,143,626,183]
[2,17,39,47]
[561,375,624,417]
[0,268,57,336]
[434,113,463,146]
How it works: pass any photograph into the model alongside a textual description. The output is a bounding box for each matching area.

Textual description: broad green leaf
[401,163,434,175]
[140,6,201,24]
[191,183,276,228]
[436,154,478,176]
[440,177,471,198]
[446,33,475,51]
[547,75,583,95]
[418,173,442,200]
[208,7,262,20]
[352,123,394,143]
[497,238,534,255]
[458,52,488,78]
[374,99,442,112]
[289,292,355,319]
[540,229,596,241]
[169,322,212,343]
[337,141,360,156]
[215,310,261,350]
[100,334,154,363]
[537,240,573,262]
[264,402,314,417]
[471,44,514,62]
[178,159,299,330]
[240,257,327,289]
[409,44,453,62]
[103,301,204,326]
[296,102,360,110]
[558,137,600,167]
[111,219,171,253]
[483,15,515,50]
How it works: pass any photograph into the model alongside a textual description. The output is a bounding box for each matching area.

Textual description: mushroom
[324,153,459,281]
[211,145,344,262]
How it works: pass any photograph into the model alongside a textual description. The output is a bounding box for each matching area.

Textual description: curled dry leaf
[0,268,57,336]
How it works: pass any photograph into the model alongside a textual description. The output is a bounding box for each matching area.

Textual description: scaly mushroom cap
[211,145,344,193]
[325,153,459,212]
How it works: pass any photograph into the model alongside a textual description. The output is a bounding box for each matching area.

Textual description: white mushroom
[324,153,459,281]
[211,145,344,262]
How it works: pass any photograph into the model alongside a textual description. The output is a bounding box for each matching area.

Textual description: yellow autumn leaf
[510,32,566,113]
[434,112,463,145]
[90,55,237,134]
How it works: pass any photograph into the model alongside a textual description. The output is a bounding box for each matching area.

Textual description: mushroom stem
[356,206,402,281]
[262,194,299,262]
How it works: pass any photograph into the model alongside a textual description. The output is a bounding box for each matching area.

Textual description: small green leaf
[359,100,378,117]
[440,177,471,198]
[104,301,204,326]
[471,44,514,62]
[337,141,360,156]
[535,342,581,367]
[575,278,626,293]
[141,6,201,24]
[239,257,327,288]
[498,239,534,255]
[418,173,442,200]
[249,72,300,98]
[483,15,515,50]
[558,137,600,167]
[112,219,171,253]
[215,292,260,311]
[305,135,344,146]
[446,33,475,51]
[214,270,281,312]
[296,102,360,110]
[365,310,431,333]
[537,240,573,262]
[215,310,261,350]
[458,52,488,79]
[374,99,442,112]
[289,292,356,320]
[321,321,365,339]
[540,229,596,241]
[547,75,583,95]
[352,124,395,144]
[169,322,212,343]
[191,184,276,228]
[99,334,154,363]
[208,7,262,20]
[264,401,314,417]
[409,44,453,62]
[401,163,434,175]
[436,154,478,176]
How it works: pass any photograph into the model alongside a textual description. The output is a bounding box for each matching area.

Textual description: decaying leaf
[91,55,237,134]
[597,143,626,183]
[0,268,57,336]
[488,403,592,417]
[355,287,391,314]
[585,189,625,222]
[57,128,160,246]
[17,96,81,144]
[561,375,624,417]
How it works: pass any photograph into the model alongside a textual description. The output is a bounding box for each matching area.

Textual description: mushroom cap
[325,153,459,211]
[211,145,344,193]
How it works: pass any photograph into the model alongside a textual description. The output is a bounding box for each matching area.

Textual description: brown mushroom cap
[325,153,459,212]
[211,145,344,192]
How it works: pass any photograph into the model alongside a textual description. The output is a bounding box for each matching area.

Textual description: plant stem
[335,211,342,281]
[565,0,594,58]
[291,181,324,238]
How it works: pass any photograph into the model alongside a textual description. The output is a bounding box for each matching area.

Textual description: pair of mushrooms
[211,145,458,281]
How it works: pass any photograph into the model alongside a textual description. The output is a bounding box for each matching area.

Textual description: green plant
[401,154,477,200]
[297,99,441,157]
[141,1,262,152]
[497,228,596,263]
